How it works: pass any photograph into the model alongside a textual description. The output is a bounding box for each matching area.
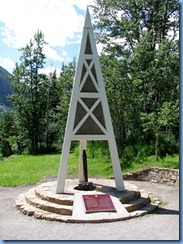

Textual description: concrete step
[25,188,73,216]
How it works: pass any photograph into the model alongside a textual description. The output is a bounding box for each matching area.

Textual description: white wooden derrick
[56,8,125,193]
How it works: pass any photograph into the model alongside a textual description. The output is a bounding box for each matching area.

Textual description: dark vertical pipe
[83,150,88,182]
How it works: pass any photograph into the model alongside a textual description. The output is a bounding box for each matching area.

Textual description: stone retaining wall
[123,168,179,187]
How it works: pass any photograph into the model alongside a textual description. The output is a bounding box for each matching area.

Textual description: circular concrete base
[15,179,158,223]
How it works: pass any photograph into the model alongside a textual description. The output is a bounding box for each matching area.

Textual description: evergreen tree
[10,30,48,154]
[47,59,76,151]
[0,110,16,156]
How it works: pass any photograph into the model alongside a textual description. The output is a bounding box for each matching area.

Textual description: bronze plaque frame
[82,194,116,213]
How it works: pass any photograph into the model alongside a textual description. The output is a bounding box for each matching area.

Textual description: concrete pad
[72,193,130,222]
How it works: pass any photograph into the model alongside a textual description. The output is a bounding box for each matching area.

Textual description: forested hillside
[0,0,179,166]
[0,66,13,108]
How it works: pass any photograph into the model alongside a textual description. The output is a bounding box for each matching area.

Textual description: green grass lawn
[0,154,60,186]
[0,152,179,186]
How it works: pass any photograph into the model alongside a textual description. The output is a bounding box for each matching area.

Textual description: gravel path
[0,180,179,240]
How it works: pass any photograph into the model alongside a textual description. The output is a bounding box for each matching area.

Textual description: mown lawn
[0,154,60,186]
[0,153,179,186]
[0,153,113,186]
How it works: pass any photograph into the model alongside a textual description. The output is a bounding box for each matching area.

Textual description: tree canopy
[91,0,179,160]
[0,1,179,162]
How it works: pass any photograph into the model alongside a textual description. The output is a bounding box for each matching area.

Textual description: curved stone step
[123,190,150,212]
[25,189,73,215]
[15,180,158,223]
[35,183,74,206]
[33,209,72,222]
[15,193,37,216]
[16,194,72,222]
[119,190,140,204]
[129,202,158,217]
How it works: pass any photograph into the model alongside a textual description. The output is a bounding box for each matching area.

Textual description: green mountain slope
[0,66,13,107]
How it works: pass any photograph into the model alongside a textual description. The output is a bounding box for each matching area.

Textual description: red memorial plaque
[82,194,116,213]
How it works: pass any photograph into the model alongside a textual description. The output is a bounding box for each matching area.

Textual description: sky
[0,0,96,75]
[0,0,180,76]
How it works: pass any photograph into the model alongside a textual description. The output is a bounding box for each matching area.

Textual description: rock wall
[123,168,179,187]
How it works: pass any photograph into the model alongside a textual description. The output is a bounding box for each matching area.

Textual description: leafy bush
[158,131,179,156]
[87,141,110,159]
